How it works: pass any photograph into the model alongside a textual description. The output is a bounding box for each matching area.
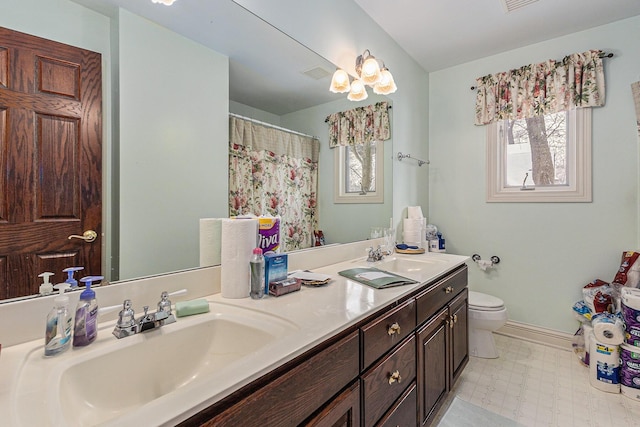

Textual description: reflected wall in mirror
[0,0,392,301]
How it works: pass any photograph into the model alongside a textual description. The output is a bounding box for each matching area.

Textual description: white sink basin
[13,302,298,426]
[350,254,451,282]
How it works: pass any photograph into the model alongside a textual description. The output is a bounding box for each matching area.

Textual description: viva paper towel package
[258,216,281,255]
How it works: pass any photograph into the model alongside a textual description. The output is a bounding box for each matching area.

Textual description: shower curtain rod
[229,113,318,140]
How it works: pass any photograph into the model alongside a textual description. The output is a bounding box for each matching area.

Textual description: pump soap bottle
[73,275,103,347]
[44,283,72,356]
[38,272,55,296]
[63,266,84,289]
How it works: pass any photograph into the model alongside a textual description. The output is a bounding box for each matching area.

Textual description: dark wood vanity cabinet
[181,265,468,427]
[416,271,469,427]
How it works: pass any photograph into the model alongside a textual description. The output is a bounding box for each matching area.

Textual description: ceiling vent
[500,0,539,12]
[302,66,332,80]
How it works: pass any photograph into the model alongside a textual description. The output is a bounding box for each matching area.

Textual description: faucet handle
[116,299,136,328]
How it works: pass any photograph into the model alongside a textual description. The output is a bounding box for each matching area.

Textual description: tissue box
[264,253,288,294]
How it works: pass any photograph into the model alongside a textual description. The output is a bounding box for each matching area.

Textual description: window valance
[326,101,391,147]
[474,49,606,126]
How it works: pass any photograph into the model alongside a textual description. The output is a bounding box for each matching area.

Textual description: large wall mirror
[1,0,393,301]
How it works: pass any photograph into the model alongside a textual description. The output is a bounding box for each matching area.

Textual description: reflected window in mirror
[334,141,384,203]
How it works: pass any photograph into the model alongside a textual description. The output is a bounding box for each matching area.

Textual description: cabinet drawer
[376,381,417,427]
[197,331,359,427]
[362,298,416,369]
[416,266,467,326]
[362,334,416,427]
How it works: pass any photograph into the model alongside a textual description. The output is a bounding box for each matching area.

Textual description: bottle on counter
[44,283,72,356]
[250,247,265,299]
[73,276,103,347]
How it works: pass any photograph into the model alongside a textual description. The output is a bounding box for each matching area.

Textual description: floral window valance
[326,101,391,147]
[474,49,606,126]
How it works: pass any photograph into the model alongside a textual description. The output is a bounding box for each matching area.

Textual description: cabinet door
[303,380,360,427]
[449,289,469,387]
[416,307,449,427]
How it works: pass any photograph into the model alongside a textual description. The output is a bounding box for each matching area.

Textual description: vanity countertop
[0,251,468,427]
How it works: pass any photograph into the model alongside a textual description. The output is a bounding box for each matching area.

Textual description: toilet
[468,291,508,359]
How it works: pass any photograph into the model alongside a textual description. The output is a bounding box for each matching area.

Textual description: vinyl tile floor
[434,334,640,426]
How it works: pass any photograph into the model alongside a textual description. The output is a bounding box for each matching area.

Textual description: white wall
[118,10,229,279]
[429,16,640,333]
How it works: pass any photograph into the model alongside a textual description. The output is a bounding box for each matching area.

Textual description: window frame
[486,108,592,203]
[333,141,384,204]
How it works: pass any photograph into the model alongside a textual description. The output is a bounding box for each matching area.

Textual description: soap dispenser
[63,266,84,289]
[73,276,103,347]
[38,272,55,296]
[44,283,72,356]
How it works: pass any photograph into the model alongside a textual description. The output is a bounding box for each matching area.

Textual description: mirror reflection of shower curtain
[228,116,320,251]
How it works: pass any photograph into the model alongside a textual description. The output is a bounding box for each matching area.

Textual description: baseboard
[495,320,574,351]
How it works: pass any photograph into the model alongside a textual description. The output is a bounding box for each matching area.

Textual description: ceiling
[71,0,640,115]
[354,0,640,71]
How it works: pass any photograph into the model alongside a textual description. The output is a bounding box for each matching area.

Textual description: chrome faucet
[367,245,386,262]
[112,291,177,339]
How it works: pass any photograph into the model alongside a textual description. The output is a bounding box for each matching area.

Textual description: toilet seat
[469,291,505,312]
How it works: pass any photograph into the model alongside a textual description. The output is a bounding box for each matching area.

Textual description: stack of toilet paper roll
[403,206,426,248]
[620,288,640,400]
[589,313,625,393]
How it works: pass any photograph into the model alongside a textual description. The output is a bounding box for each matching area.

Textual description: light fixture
[151,0,178,5]
[329,49,397,101]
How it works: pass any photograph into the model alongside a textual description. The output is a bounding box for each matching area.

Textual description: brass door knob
[68,230,97,242]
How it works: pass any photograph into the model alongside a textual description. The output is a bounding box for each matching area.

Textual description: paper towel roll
[589,334,621,393]
[200,218,222,266]
[407,206,424,219]
[592,314,625,345]
[221,218,258,299]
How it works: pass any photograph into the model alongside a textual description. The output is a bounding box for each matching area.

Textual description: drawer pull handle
[388,370,402,385]
[387,322,401,336]
[453,314,458,323]
[450,315,454,329]
[445,286,454,294]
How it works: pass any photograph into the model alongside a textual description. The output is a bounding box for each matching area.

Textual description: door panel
[0,27,102,299]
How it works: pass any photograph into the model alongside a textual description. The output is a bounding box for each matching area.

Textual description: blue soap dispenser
[63,266,84,289]
[72,275,103,347]
[44,283,72,356]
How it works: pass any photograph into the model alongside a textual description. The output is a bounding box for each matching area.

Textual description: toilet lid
[468,291,504,310]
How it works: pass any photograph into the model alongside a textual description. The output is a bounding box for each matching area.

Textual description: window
[486,109,591,202]
[334,140,384,203]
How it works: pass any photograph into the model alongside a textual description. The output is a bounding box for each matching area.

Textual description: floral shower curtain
[474,49,606,125]
[228,116,319,251]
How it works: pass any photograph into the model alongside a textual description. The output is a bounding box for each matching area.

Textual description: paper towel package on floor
[199,218,223,266]
[589,333,621,393]
[620,343,640,401]
[622,287,640,346]
[220,218,258,299]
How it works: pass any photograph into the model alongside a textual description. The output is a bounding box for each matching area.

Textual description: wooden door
[0,27,102,299]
